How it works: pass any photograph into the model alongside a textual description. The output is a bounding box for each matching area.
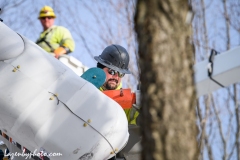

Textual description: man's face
[102,67,124,90]
[40,16,55,30]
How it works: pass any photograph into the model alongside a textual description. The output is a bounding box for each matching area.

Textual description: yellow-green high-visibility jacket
[99,83,139,125]
[36,25,75,53]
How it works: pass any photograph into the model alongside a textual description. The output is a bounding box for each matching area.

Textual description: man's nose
[112,73,119,78]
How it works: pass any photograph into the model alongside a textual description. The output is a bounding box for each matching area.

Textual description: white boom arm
[194,46,240,97]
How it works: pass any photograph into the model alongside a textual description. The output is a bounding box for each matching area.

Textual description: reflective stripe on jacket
[99,83,139,125]
[36,25,75,53]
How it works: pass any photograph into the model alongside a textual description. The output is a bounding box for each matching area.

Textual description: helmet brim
[38,15,56,19]
[94,56,131,74]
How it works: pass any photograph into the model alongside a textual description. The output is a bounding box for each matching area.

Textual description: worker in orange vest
[94,44,139,125]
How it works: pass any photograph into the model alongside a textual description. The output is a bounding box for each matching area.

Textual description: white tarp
[0,22,129,160]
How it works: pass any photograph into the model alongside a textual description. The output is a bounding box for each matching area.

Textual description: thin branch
[211,94,227,160]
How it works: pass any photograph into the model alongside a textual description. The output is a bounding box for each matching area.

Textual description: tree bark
[134,0,198,160]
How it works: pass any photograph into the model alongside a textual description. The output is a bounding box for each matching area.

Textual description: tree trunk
[134,1,198,160]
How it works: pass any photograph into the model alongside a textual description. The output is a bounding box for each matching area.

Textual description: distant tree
[134,0,198,160]
[192,0,240,159]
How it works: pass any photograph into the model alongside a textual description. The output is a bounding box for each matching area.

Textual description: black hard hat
[94,44,131,74]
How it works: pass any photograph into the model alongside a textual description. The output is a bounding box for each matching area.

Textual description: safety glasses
[40,17,54,20]
[108,68,125,78]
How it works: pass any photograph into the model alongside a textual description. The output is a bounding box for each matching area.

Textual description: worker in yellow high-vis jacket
[36,6,75,58]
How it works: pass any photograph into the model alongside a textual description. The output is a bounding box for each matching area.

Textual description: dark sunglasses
[108,68,125,78]
[40,17,53,20]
